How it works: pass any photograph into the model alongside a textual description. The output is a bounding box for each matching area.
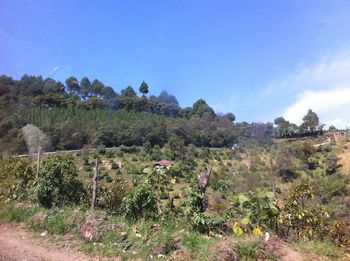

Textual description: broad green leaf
[241,217,250,225]
[238,194,249,205]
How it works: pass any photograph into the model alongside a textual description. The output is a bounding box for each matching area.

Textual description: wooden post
[91,158,99,209]
[36,147,42,180]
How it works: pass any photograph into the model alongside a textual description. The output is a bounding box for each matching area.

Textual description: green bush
[105,150,115,158]
[212,179,232,192]
[121,184,157,221]
[97,145,107,154]
[83,164,92,172]
[0,157,35,200]
[97,183,127,214]
[34,155,86,208]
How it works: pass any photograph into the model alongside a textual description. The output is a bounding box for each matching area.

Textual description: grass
[292,240,344,258]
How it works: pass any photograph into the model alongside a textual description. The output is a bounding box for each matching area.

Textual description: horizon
[1,1,350,128]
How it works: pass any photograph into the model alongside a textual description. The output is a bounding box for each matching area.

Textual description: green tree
[121,86,137,97]
[224,112,235,122]
[101,86,117,99]
[192,99,215,117]
[80,77,92,99]
[65,76,80,95]
[158,91,179,105]
[121,184,157,221]
[35,155,85,208]
[139,81,149,95]
[91,79,105,96]
[302,109,319,132]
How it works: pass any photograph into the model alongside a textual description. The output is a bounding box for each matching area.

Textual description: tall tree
[65,76,80,95]
[121,86,137,97]
[192,99,215,117]
[158,91,179,105]
[302,109,319,132]
[101,86,117,99]
[80,77,92,99]
[91,79,105,96]
[139,81,149,95]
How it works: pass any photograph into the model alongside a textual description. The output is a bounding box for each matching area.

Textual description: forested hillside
[0,74,334,155]
[0,74,238,153]
[0,74,349,260]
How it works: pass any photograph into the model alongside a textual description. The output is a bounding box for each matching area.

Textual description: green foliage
[121,184,157,221]
[302,109,319,132]
[35,155,86,208]
[234,191,279,230]
[212,179,232,192]
[182,232,202,251]
[235,241,261,260]
[0,157,35,200]
[97,183,127,214]
[292,240,344,258]
[324,154,338,175]
[279,179,328,240]
[165,135,185,161]
[276,147,299,182]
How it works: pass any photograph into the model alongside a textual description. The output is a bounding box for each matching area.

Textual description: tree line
[0,74,330,154]
[0,74,236,153]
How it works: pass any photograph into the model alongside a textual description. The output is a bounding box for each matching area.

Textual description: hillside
[1,133,349,260]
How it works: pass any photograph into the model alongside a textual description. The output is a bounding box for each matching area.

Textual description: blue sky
[1,0,350,127]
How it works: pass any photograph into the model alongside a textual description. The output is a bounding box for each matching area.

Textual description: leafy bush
[83,164,92,172]
[212,179,232,192]
[324,154,338,175]
[0,157,35,200]
[34,155,86,208]
[97,183,127,214]
[97,145,106,154]
[111,162,119,170]
[105,150,115,158]
[278,179,328,240]
[121,184,157,221]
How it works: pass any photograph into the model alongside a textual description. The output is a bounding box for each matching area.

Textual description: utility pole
[91,158,99,209]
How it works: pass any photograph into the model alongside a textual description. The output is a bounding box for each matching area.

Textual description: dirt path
[0,222,112,261]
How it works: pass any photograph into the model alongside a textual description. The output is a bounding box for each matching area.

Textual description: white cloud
[264,49,350,129]
[283,88,350,129]
[264,50,350,95]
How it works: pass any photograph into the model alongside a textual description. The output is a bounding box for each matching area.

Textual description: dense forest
[0,74,334,155]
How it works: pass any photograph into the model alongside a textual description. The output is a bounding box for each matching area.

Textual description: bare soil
[0,222,116,261]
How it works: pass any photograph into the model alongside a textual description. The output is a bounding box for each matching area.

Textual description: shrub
[97,145,107,154]
[121,184,157,221]
[83,165,92,172]
[111,162,119,170]
[212,180,232,192]
[34,155,86,208]
[97,183,127,214]
[0,157,35,200]
[105,150,115,158]
[324,154,338,175]
[278,179,328,240]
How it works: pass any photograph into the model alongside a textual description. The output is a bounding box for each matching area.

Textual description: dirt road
[0,222,109,261]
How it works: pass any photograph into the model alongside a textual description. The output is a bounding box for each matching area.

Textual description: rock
[209,239,238,261]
